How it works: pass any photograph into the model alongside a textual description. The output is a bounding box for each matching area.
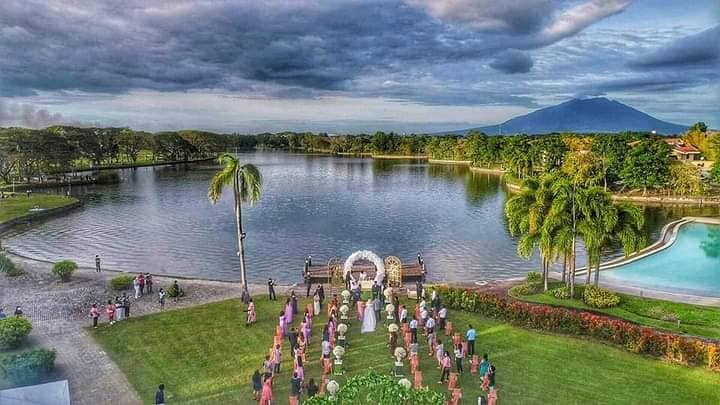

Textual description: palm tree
[505,175,556,291]
[208,153,262,296]
[598,204,645,285]
[577,188,617,285]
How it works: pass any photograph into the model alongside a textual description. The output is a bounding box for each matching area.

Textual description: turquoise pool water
[602,222,720,297]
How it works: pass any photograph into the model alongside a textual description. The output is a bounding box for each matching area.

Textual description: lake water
[2,152,718,283]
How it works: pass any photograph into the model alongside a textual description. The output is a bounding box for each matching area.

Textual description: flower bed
[436,286,720,371]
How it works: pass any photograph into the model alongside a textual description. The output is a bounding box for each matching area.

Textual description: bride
[361,298,376,333]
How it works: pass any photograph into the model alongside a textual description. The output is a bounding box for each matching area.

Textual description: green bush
[526,272,542,283]
[0,349,56,384]
[167,283,185,298]
[583,285,621,308]
[0,317,33,350]
[0,254,24,277]
[110,274,134,290]
[51,260,77,282]
[549,286,571,300]
[511,281,542,296]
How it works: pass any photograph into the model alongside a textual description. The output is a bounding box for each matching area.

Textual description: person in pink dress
[279,311,288,337]
[284,298,294,325]
[301,320,311,345]
[260,374,273,405]
[357,300,365,321]
[246,299,256,327]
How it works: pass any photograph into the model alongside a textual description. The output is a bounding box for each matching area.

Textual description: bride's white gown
[361,300,376,333]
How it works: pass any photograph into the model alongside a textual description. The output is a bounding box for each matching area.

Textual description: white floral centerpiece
[383,286,393,302]
[398,378,412,389]
[339,304,349,320]
[333,345,346,375]
[341,289,351,304]
[385,303,395,320]
[337,323,348,346]
[393,346,407,376]
[326,380,340,399]
[388,323,399,333]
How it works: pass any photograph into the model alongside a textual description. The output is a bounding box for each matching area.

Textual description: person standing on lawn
[246,299,256,326]
[466,325,476,356]
[122,293,130,318]
[133,276,141,299]
[145,273,153,294]
[439,351,451,383]
[89,303,100,328]
[106,300,115,325]
[155,384,165,405]
[409,317,418,343]
[252,370,262,401]
[267,278,277,301]
[454,343,465,375]
[158,288,167,311]
[290,291,299,315]
[138,273,145,296]
[291,372,302,401]
[438,305,447,330]
[272,344,282,374]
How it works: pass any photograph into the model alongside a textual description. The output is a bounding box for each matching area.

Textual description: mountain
[445,98,688,135]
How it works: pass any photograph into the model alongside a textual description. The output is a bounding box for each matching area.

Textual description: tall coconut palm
[208,153,262,295]
[598,204,645,285]
[578,187,617,285]
[505,175,556,291]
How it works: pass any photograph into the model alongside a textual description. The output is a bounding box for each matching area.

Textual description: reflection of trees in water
[465,172,500,205]
[426,163,469,179]
[701,227,720,258]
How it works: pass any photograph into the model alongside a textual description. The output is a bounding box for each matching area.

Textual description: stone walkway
[0,254,279,404]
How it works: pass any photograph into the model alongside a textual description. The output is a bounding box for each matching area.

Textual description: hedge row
[0,349,56,385]
[436,286,720,371]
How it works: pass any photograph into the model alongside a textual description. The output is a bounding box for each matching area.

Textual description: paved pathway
[0,255,277,404]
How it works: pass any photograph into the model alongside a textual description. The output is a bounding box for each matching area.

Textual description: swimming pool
[602,221,720,297]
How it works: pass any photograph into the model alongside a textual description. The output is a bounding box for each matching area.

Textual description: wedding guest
[306,378,319,398]
[252,370,262,401]
[479,353,490,377]
[356,299,365,322]
[438,305,448,330]
[290,291,299,315]
[246,299,256,326]
[122,293,130,318]
[133,276,141,299]
[89,303,100,328]
[318,285,325,305]
[373,297,381,322]
[138,273,145,296]
[115,296,124,322]
[313,289,321,315]
[263,355,273,377]
[106,300,116,325]
[155,384,165,405]
[454,343,464,375]
[279,311,288,336]
[272,344,282,374]
[439,351,451,383]
[145,273,153,294]
[409,317,418,343]
[260,374,273,405]
[466,325,477,356]
[0,308,5,319]
[158,288,167,311]
[267,278,277,301]
[285,298,294,325]
[288,327,299,353]
[400,305,408,324]
[95,255,101,273]
[435,339,445,368]
[291,372,302,401]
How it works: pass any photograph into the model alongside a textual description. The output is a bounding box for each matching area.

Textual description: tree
[208,153,262,298]
[669,162,703,196]
[505,175,557,291]
[591,135,628,190]
[117,128,145,162]
[562,151,603,188]
[620,139,671,194]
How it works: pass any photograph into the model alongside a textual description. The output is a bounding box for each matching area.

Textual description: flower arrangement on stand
[337,323,348,347]
[392,347,407,377]
[339,304,349,321]
[341,290,351,305]
[385,303,395,323]
[333,346,346,375]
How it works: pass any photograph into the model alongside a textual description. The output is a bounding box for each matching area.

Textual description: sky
[0,0,718,133]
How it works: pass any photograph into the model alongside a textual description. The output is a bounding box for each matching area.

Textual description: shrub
[0,349,56,384]
[51,260,78,282]
[167,283,185,298]
[511,281,542,296]
[550,286,571,300]
[0,317,33,350]
[583,285,621,308]
[526,272,542,283]
[110,274,134,290]
[436,286,720,372]
[0,254,23,277]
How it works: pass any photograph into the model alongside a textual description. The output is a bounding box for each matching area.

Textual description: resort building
[663,138,702,161]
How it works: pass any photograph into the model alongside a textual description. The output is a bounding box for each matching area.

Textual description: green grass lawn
[513,282,720,339]
[0,194,78,224]
[90,296,720,404]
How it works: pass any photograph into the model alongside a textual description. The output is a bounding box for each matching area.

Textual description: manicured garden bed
[91,296,720,404]
[512,282,720,339]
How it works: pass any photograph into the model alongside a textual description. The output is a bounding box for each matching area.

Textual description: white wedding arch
[343,250,385,284]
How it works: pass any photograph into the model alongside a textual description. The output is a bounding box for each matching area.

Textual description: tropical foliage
[51,260,77,282]
[303,372,446,405]
[436,286,720,371]
[0,317,32,350]
[208,153,262,291]
[0,348,56,385]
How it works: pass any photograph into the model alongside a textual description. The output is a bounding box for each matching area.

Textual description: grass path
[91,296,720,404]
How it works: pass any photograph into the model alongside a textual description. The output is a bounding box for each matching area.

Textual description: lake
[2,152,718,283]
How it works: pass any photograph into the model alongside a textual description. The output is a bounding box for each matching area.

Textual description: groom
[373,297,381,322]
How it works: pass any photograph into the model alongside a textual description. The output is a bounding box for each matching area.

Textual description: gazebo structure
[305,251,425,285]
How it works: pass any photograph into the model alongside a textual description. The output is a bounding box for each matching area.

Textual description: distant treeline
[0,124,717,194]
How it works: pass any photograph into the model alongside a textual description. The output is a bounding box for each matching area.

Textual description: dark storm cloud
[628,25,720,68]
[0,0,632,105]
[489,50,533,74]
